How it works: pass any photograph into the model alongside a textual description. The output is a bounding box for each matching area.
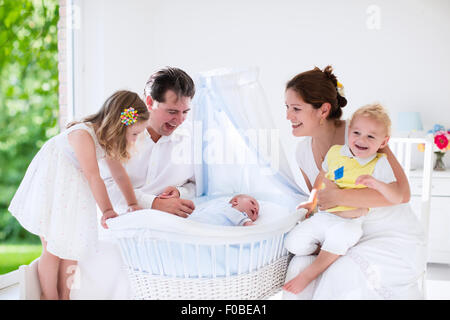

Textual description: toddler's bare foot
[283,272,314,295]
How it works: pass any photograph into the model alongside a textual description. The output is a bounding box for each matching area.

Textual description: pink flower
[435,134,449,150]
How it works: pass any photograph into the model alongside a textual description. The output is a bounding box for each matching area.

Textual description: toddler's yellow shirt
[325,145,385,212]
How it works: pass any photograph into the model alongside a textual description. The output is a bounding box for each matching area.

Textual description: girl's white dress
[8,122,105,261]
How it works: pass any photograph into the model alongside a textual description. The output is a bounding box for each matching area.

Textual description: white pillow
[253,200,290,225]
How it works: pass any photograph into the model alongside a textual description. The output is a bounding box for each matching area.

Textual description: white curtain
[192,67,307,209]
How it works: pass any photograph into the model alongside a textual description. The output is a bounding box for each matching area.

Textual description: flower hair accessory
[337,81,345,97]
[120,107,138,126]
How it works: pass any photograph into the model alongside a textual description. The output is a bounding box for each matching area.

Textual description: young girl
[8,90,149,300]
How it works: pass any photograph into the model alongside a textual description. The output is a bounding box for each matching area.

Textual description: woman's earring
[320,118,324,126]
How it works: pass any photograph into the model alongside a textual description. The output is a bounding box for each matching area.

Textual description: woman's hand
[101,209,119,229]
[296,201,315,219]
[158,186,180,199]
[316,178,340,210]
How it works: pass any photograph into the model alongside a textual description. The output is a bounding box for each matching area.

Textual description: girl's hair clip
[120,107,138,126]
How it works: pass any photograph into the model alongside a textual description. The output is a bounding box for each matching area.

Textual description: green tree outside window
[0,0,59,244]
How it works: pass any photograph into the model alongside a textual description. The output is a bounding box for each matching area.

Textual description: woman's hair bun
[323,65,347,109]
[323,65,338,87]
[337,93,347,109]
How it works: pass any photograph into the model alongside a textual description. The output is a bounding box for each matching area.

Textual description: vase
[434,152,446,171]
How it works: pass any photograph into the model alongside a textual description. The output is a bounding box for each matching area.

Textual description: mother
[282,66,426,299]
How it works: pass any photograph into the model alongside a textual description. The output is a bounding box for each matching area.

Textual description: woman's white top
[295,121,348,191]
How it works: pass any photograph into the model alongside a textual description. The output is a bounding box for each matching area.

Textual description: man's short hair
[144,67,195,102]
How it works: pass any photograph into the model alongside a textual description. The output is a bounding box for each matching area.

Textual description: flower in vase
[417,143,425,152]
[421,124,450,154]
[433,124,445,133]
[435,133,449,151]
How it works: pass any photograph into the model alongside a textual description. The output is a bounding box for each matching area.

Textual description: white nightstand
[409,169,450,264]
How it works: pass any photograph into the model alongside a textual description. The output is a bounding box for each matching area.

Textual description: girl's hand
[317,178,340,210]
[101,209,119,229]
[158,186,180,199]
[127,204,143,212]
[355,175,380,190]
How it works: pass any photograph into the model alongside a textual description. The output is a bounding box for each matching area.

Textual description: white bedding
[109,198,296,278]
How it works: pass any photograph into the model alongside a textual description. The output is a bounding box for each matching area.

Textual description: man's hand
[316,178,340,211]
[158,186,181,199]
[101,209,119,229]
[152,197,195,218]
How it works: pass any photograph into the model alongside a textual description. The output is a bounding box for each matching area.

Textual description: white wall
[73,0,450,165]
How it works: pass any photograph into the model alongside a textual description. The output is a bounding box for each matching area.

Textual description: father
[71,67,197,299]
[101,66,196,216]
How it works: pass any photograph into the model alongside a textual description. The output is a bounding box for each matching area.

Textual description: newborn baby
[188,194,259,226]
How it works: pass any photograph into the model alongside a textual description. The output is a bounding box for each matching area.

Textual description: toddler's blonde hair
[350,103,391,136]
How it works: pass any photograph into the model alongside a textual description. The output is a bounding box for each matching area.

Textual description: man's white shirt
[99,122,195,212]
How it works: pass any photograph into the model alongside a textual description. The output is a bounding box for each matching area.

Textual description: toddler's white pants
[285,212,363,256]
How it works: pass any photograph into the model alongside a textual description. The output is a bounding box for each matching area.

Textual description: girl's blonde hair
[350,103,391,136]
[67,90,149,162]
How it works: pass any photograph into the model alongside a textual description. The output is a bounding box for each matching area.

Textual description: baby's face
[231,195,259,221]
[348,116,389,159]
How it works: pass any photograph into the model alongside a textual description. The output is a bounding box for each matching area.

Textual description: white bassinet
[108,198,305,300]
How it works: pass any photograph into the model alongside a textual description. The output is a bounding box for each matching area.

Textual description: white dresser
[409,169,450,264]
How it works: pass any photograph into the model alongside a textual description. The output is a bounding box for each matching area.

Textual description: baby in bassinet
[188,194,259,226]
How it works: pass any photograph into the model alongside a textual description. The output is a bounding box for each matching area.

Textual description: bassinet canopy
[192,67,307,208]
